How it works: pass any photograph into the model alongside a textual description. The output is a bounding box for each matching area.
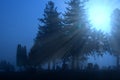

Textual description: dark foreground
[0,70,120,80]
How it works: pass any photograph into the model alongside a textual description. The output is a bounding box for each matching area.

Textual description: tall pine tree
[63,0,90,70]
[111,8,120,68]
[29,1,64,70]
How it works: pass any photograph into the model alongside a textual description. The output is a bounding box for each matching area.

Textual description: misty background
[0,0,120,67]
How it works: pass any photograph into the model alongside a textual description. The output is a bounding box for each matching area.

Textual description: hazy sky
[0,0,66,64]
[0,0,120,65]
[0,0,44,64]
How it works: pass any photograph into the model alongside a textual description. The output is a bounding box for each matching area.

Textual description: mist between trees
[4,0,120,72]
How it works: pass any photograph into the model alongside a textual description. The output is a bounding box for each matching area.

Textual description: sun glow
[88,5,112,33]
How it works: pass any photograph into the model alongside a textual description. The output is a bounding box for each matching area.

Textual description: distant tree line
[16,0,120,71]
[0,60,14,72]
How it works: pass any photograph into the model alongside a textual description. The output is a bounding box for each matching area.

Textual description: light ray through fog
[0,0,120,66]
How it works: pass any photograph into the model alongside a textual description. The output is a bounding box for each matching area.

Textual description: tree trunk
[48,60,51,71]
[116,55,119,69]
[52,59,55,70]
[72,56,79,70]
[76,56,79,70]
[72,56,76,70]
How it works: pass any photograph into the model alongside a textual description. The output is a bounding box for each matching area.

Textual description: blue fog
[0,0,120,67]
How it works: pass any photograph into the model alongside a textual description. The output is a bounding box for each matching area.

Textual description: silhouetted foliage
[93,63,99,70]
[88,30,111,56]
[27,0,114,71]
[111,8,120,68]
[16,44,28,69]
[2,0,120,80]
[29,1,64,70]
[63,0,91,70]
[0,60,14,72]
[86,63,93,70]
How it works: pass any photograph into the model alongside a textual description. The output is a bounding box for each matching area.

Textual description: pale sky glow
[88,6,111,33]
[86,0,120,33]
[87,1,112,33]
